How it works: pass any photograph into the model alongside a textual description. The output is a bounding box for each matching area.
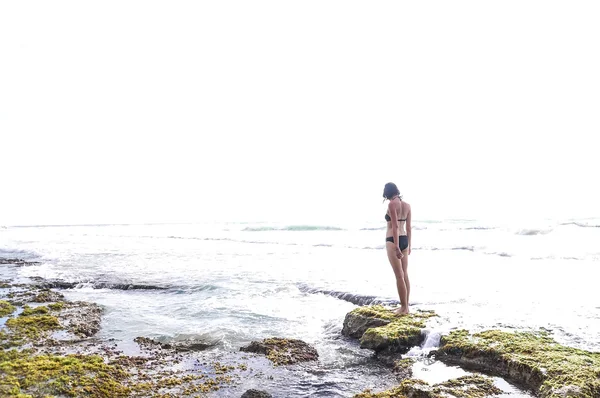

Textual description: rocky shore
[342,305,600,398]
[2,257,599,397]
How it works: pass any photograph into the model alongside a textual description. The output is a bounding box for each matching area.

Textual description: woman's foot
[394,306,409,315]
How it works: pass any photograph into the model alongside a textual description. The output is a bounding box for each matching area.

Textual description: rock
[134,336,214,352]
[241,389,272,398]
[0,258,40,266]
[32,289,65,303]
[5,285,65,306]
[29,276,168,291]
[553,385,583,397]
[240,337,318,365]
[0,300,16,317]
[437,329,600,398]
[171,340,213,352]
[58,301,103,337]
[342,311,391,338]
[392,358,415,379]
[342,305,437,354]
[134,336,163,349]
[353,375,502,398]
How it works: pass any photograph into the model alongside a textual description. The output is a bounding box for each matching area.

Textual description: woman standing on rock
[383,182,411,315]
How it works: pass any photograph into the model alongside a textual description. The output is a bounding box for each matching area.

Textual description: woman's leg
[386,242,408,314]
[401,249,410,306]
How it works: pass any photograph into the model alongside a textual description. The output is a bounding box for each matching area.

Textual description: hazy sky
[1,1,598,226]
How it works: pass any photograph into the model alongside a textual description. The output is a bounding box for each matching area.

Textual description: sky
[1,1,599,226]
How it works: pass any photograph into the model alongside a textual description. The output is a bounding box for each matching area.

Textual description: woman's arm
[406,205,412,255]
[388,200,402,259]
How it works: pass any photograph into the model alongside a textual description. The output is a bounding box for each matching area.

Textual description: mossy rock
[32,289,65,303]
[342,306,393,338]
[0,300,16,317]
[5,314,62,339]
[353,375,502,397]
[343,305,436,353]
[240,337,318,366]
[0,349,130,397]
[438,329,600,397]
[21,305,49,316]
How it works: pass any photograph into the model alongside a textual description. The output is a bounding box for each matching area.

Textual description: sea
[1,217,599,397]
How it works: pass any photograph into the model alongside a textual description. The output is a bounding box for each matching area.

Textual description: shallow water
[1,219,598,396]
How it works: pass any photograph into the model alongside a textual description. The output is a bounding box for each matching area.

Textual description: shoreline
[2,257,599,397]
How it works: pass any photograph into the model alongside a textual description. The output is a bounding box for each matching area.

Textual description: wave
[29,276,169,291]
[360,226,427,231]
[531,256,584,261]
[559,222,600,228]
[0,249,39,260]
[516,229,552,236]
[297,284,399,306]
[243,225,344,232]
[414,246,475,252]
[483,251,512,257]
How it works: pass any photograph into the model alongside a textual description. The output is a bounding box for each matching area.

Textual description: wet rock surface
[135,336,215,352]
[240,389,273,398]
[240,337,319,365]
[342,305,437,354]
[0,258,40,266]
[31,288,66,303]
[436,329,600,397]
[343,305,600,397]
[391,358,414,380]
[353,375,503,397]
[0,261,247,397]
[58,301,103,337]
[342,309,391,339]
[29,276,168,291]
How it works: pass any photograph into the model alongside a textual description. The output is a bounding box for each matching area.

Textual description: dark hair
[383,182,401,200]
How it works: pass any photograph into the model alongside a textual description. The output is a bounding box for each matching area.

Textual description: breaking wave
[297,284,399,306]
[559,222,600,228]
[516,229,552,236]
[243,225,344,232]
[29,276,169,291]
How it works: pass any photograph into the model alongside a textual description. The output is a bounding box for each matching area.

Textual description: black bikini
[385,209,409,251]
[384,213,406,222]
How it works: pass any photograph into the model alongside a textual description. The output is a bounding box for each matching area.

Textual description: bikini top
[385,213,407,222]
[385,199,407,222]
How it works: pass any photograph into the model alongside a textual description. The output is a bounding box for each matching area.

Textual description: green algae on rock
[343,305,437,353]
[342,306,394,339]
[0,350,130,397]
[240,337,319,365]
[0,300,16,317]
[20,305,50,316]
[5,314,62,339]
[438,329,600,397]
[353,375,502,398]
[48,302,65,311]
[0,280,244,397]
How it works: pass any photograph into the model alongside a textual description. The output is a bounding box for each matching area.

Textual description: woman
[383,182,412,315]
